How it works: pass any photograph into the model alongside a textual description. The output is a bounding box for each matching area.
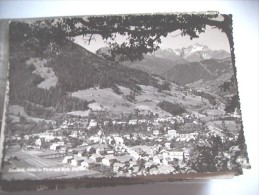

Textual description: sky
[74,25,230,53]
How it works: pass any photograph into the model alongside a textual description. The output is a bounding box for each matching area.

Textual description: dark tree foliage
[158,81,171,91]
[192,90,216,105]
[219,81,231,92]
[157,100,185,115]
[11,13,234,63]
[22,101,55,118]
[9,13,240,117]
[26,87,88,113]
[236,127,247,152]
[219,75,236,92]
[189,136,226,173]
[225,94,240,113]
[8,52,88,115]
[50,51,160,92]
[189,145,218,172]
[188,135,248,174]
[9,14,237,93]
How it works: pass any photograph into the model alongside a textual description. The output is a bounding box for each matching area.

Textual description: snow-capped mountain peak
[170,43,230,62]
[184,43,210,53]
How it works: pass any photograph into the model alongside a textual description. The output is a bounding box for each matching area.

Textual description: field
[2,145,101,180]
[71,84,211,117]
[71,87,135,114]
[9,105,54,123]
[26,58,58,89]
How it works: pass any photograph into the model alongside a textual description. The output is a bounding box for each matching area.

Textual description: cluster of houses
[111,115,186,127]
[6,108,243,176]
[7,112,205,155]
[59,136,190,176]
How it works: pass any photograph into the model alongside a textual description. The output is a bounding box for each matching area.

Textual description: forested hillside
[163,58,233,85]
[9,53,89,116]
[9,22,169,118]
[50,43,163,93]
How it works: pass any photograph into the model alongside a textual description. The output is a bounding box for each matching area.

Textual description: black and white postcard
[0,13,251,190]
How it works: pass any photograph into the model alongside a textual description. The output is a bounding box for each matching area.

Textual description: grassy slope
[8,38,230,120]
[71,84,209,117]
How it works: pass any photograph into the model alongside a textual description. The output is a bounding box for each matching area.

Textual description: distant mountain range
[123,43,232,86]
[172,43,230,62]
[163,58,233,85]
[123,53,188,76]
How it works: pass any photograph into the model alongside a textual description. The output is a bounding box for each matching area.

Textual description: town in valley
[1,15,250,180]
[3,85,247,179]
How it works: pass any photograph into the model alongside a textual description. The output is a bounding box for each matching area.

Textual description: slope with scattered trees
[157,100,186,115]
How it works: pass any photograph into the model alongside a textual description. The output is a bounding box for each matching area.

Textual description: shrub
[157,101,185,115]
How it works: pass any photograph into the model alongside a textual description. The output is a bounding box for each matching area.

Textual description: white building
[167,130,179,138]
[170,120,176,125]
[114,136,124,145]
[138,119,147,124]
[164,142,171,149]
[113,162,125,172]
[49,143,61,151]
[89,135,101,143]
[62,156,73,164]
[71,157,84,166]
[169,150,184,161]
[69,131,78,138]
[127,149,140,160]
[153,130,160,136]
[24,135,30,140]
[193,120,199,124]
[153,155,162,164]
[102,155,117,166]
[124,134,131,139]
[103,121,110,126]
[129,119,138,125]
[89,154,103,162]
[77,150,87,157]
[57,141,65,146]
[106,150,114,155]
[162,158,169,165]
[35,138,44,146]
[60,146,67,153]
[81,158,95,168]
[177,133,196,142]
[88,119,98,128]
[116,121,127,125]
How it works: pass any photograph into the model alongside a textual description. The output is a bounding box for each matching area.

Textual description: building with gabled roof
[102,155,117,166]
